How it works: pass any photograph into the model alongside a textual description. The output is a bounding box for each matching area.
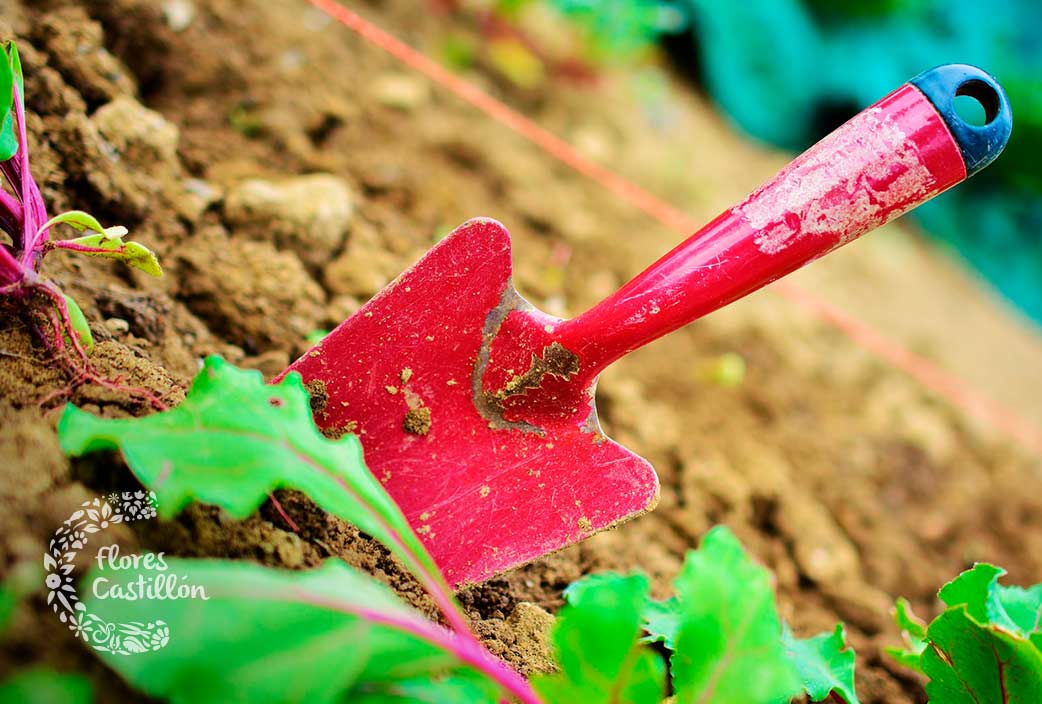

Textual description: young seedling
[888,563,1042,702]
[0,41,163,407]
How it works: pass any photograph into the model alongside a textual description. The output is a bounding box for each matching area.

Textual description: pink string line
[307,0,1042,458]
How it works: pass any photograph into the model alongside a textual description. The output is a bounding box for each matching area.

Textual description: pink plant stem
[10,83,46,267]
[267,491,300,532]
[289,443,505,688]
[292,589,541,704]
[0,244,24,285]
[0,186,22,221]
[47,240,121,255]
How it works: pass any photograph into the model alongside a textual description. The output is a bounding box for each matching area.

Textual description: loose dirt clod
[403,406,432,435]
[305,379,328,415]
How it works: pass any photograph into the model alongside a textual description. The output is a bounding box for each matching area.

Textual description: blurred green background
[506,0,1042,326]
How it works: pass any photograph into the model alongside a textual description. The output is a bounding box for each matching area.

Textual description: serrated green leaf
[641,595,680,649]
[884,645,924,674]
[885,597,928,674]
[532,572,665,704]
[940,564,1042,639]
[84,558,499,704]
[999,585,1042,638]
[0,668,92,704]
[939,563,1006,624]
[62,294,94,354]
[922,606,1042,704]
[669,526,801,704]
[57,356,440,592]
[893,596,928,641]
[783,623,860,704]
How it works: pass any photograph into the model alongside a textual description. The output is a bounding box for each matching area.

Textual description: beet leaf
[889,563,1042,701]
[0,42,21,162]
[531,572,665,703]
[922,607,1042,703]
[883,597,928,673]
[938,563,1042,639]
[82,558,503,704]
[641,527,858,703]
[665,526,800,703]
[782,623,860,704]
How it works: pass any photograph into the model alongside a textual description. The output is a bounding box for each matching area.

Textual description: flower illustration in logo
[45,492,170,655]
[84,501,122,531]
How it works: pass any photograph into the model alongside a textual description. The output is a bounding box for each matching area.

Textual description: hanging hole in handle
[954,79,1001,126]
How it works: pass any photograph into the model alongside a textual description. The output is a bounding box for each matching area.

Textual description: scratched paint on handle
[735,107,937,255]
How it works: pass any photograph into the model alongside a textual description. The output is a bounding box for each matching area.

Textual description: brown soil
[1,1,1041,702]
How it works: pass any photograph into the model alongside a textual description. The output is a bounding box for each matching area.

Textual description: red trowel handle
[554,64,1011,381]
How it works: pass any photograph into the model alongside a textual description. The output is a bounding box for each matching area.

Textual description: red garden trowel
[280,65,1010,586]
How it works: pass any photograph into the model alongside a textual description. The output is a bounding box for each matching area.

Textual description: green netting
[680,0,1042,323]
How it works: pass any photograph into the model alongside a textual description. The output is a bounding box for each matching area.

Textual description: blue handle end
[911,64,1012,178]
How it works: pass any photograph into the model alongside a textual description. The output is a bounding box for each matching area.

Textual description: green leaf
[0,111,15,163]
[62,294,95,354]
[641,596,681,649]
[0,41,18,164]
[306,329,329,345]
[939,563,1006,625]
[940,563,1042,639]
[0,583,14,636]
[4,42,22,100]
[45,211,161,277]
[352,673,502,703]
[83,558,500,704]
[922,606,1042,704]
[884,597,928,674]
[532,572,665,704]
[669,526,801,704]
[117,240,163,277]
[59,233,162,277]
[997,585,1042,638]
[0,42,13,162]
[57,356,438,588]
[40,210,114,237]
[783,623,860,704]
[0,668,92,704]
